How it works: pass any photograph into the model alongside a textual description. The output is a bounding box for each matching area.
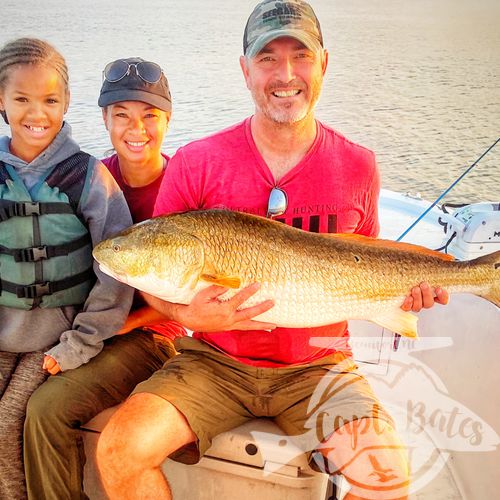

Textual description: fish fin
[179,264,202,289]
[326,233,455,261]
[200,273,241,289]
[372,308,419,338]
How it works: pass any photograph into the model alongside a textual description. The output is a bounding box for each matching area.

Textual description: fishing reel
[439,202,500,260]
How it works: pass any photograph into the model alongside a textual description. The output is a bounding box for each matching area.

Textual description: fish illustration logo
[368,455,399,483]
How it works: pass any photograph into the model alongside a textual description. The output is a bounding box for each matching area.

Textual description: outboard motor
[441,202,500,260]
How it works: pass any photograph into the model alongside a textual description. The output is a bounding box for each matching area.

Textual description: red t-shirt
[102,153,186,341]
[153,118,380,366]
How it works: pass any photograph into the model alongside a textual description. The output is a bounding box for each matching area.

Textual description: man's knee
[97,415,156,476]
[97,393,195,478]
[97,425,143,479]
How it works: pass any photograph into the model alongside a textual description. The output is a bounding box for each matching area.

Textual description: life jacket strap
[0,267,95,299]
[0,201,75,221]
[0,234,91,262]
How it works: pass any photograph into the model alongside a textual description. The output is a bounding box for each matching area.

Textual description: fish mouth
[98,263,128,283]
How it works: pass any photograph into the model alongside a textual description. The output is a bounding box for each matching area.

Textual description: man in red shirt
[97,2,448,499]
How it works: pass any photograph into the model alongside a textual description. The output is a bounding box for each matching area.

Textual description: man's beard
[252,78,322,125]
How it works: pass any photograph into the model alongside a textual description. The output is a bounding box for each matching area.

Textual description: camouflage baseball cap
[243,0,323,58]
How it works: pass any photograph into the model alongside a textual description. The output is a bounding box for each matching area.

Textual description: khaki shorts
[132,336,393,464]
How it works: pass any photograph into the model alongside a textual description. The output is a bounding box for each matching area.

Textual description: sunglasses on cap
[103,60,163,84]
[266,186,288,218]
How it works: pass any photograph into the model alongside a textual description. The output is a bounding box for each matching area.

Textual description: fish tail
[473,250,500,307]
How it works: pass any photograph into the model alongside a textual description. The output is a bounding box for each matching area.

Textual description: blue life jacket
[0,152,95,310]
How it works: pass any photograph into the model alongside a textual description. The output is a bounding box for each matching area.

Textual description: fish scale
[93,210,500,337]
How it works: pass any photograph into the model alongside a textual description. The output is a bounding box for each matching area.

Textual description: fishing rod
[396,137,500,242]
[392,137,499,351]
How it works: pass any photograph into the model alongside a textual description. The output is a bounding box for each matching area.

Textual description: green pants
[23,331,175,500]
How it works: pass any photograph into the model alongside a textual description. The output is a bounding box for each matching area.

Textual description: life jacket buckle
[17,282,51,299]
[15,202,41,216]
[15,246,48,262]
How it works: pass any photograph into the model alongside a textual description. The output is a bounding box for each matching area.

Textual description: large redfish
[93,210,499,337]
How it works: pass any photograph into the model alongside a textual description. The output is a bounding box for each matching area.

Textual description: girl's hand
[43,355,62,375]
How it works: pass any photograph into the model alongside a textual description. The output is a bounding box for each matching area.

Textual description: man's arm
[116,306,170,335]
[142,283,276,332]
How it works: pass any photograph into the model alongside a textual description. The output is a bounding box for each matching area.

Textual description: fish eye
[112,244,121,252]
[353,255,361,263]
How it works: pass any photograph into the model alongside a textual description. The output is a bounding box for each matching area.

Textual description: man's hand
[401,282,449,312]
[43,355,62,375]
[143,282,276,332]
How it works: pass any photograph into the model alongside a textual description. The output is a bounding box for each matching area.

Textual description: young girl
[23,57,185,499]
[0,38,134,498]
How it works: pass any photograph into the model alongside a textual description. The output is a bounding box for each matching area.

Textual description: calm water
[1,0,499,203]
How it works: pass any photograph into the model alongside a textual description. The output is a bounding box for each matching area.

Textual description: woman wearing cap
[99,57,173,224]
[23,57,186,500]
